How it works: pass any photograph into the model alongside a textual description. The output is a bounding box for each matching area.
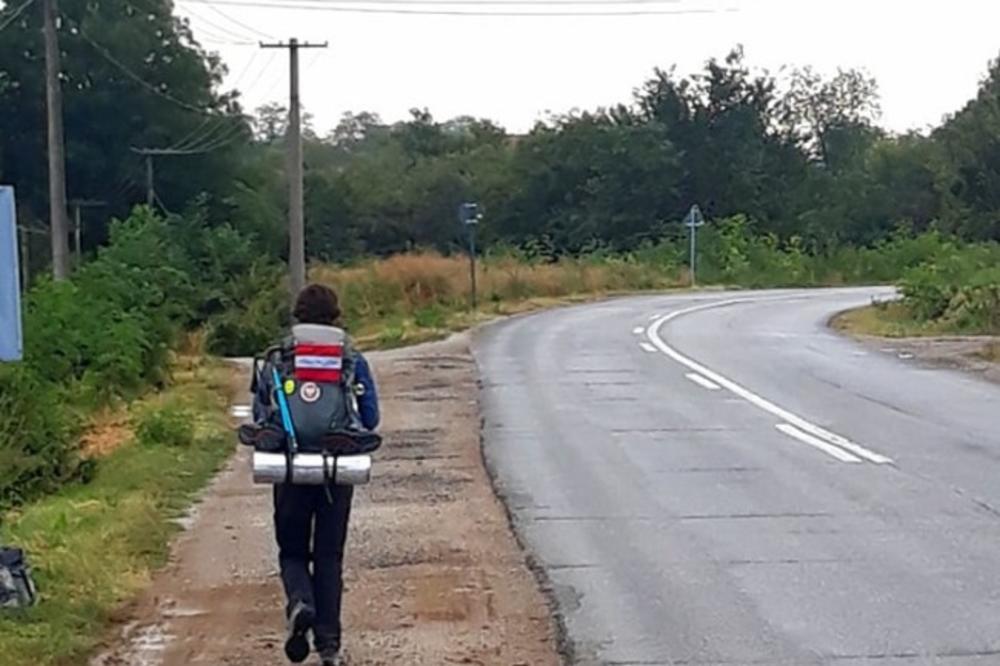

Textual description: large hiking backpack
[243,324,380,456]
[0,547,38,609]
[282,324,359,449]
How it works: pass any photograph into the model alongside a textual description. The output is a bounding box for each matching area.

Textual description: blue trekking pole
[272,368,299,455]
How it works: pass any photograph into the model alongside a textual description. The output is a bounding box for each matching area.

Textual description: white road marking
[686,373,722,391]
[649,313,661,321]
[639,342,658,353]
[776,424,862,463]
[633,327,646,335]
[646,297,894,465]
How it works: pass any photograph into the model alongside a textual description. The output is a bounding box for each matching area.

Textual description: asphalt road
[473,288,1000,666]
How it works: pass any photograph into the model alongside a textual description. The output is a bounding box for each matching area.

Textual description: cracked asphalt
[473,288,1000,666]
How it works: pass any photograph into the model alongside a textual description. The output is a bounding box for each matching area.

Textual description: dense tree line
[3,0,1000,270]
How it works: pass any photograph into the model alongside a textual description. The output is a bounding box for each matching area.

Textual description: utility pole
[43,0,70,280]
[132,147,211,209]
[15,222,48,291]
[261,38,327,297]
[130,148,166,206]
[18,225,30,291]
[145,153,154,206]
[68,199,105,266]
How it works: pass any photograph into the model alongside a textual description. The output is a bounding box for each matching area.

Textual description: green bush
[1,206,276,506]
[133,404,196,448]
[898,241,1000,332]
[414,304,447,328]
[204,262,290,357]
[0,366,79,508]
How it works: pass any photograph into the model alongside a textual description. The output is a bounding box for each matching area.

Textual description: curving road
[473,288,1000,666]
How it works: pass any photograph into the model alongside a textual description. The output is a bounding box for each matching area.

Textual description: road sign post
[458,203,482,310]
[686,204,705,287]
[1,186,23,362]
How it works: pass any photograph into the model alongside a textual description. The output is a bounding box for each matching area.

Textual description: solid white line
[776,424,863,463]
[686,373,721,391]
[639,342,658,353]
[633,327,646,335]
[646,297,894,465]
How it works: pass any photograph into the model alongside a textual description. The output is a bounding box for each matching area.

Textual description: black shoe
[319,646,343,666]
[284,602,315,663]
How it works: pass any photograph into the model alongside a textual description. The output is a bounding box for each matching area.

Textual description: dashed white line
[686,373,722,391]
[646,298,894,466]
[639,342,658,353]
[776,424,862,463]
[633,327,646,335]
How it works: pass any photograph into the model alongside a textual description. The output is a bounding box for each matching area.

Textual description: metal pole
[73,204,81,266]
[287,38,305,297]
[145,154,155,207]
[43,0,70,280]
[689,220,697,287]
[469,224,477,310]
[19,225,30,291]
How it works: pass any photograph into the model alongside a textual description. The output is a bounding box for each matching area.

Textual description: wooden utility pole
[18,225,30,291]
[260,38,327,297]
[131,148,203,209]
[43,0,70,280]
[68,199,105,266]
[145,153,154,206]
[129,149,160,206]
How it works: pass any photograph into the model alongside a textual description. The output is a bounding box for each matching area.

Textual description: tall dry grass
[309,251,681,344]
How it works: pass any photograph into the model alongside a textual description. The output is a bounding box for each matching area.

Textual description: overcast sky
[174,0,1000,135]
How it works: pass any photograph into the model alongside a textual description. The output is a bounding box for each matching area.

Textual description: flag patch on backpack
[293,343,343,382]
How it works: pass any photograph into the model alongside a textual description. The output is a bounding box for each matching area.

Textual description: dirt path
[92,334,560,666]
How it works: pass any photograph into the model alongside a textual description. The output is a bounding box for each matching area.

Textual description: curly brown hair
[293,284,342,325]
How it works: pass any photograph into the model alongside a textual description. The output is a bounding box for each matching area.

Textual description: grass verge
[308,253,689,350]
[831,302,950,338]
[0,356,236,666]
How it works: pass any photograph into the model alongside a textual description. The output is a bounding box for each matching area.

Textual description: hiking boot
[318,645,343,666]
[284,601,315,663]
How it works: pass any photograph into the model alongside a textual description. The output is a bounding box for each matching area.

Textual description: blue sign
[0,186,23,362]
[458,202,481,226]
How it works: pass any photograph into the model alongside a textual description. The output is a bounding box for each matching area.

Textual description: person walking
[252,284,380,665]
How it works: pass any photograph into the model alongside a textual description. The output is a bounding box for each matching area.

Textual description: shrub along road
[91,336,559,666]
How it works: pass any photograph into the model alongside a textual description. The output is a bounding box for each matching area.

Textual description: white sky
[175,0,1000,135]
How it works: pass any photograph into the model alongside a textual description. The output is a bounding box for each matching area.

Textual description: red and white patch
[294,343,343,382]
[300,382,322,403]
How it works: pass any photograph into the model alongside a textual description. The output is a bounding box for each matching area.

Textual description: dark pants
[273,483,354,651]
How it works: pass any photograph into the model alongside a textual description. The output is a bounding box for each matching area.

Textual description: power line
[204,2,275,39]
[181,2,260,42]
[0,0,38,33]
[165,50,261,150]
[177,0,736,16]
[76,27,221,116]
[191,0,707,5]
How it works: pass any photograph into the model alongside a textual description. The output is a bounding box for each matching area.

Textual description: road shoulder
[832,306,1000,384]
[92,334,560,665]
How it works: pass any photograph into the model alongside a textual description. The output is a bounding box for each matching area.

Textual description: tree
[0,0,249,253]
[780,67,882,168]
[933,53,1000,239]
